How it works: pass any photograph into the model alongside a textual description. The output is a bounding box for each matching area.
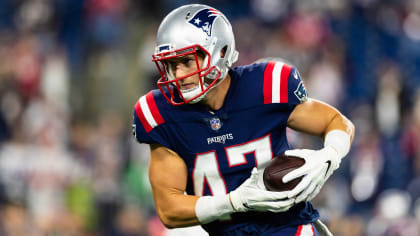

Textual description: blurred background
[0,0,420,235]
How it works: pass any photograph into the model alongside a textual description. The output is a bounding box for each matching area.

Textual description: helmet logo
[188,8,221,37]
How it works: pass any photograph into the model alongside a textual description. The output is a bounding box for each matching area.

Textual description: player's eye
[166,57,195,72]
[181,58,193,66]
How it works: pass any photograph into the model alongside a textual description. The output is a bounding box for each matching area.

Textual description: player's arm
[287,98,354,141]
[149,143,200,228]
[283,98,355,203]
[149,143,296,228]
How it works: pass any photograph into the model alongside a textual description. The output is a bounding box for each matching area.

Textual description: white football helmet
[152,4,239,105]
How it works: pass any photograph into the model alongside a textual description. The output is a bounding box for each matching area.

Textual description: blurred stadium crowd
[0,0,420,235]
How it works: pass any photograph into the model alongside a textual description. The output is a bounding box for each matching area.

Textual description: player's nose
[174,65,189,79]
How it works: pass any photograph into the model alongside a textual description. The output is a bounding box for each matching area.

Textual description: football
[263,154,305,191]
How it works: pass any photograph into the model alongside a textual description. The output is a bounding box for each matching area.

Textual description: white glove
[282,146,340,203]
[229,168,295,213]
[282,130,351,203]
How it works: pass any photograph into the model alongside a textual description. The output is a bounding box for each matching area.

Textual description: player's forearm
[154,194,201,228]
[287,99,355,140]
[320,109,355,163]
[309,99,355,142]
[324,111,355,143]
[149,144,205,228]
[155,193,233,228]
[287,99,355,161]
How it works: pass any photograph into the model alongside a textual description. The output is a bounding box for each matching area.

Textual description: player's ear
[221,46,227,58]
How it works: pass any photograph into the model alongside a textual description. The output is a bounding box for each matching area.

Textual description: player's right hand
[229,168,295,213]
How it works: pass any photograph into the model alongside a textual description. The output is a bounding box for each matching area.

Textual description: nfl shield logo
[210,117,222,131]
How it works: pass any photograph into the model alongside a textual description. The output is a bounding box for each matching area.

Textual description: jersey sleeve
[262,61,308,105]
[131,91,173,149]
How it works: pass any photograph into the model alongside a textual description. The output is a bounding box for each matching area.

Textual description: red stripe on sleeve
[134,101,152,133]
[280,64,292,103]
[294,225,303,236]
[145,91,165,125]
[263,61,275,104]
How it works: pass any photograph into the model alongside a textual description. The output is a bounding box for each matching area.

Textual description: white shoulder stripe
[271,62,284,103]
[139,96,158,128]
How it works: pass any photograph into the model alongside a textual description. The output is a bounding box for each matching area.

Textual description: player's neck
[203,74,231,111]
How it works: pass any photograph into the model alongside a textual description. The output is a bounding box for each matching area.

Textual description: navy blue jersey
[132,61,318,234]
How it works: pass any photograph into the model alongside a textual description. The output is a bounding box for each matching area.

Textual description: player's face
[153,45,218,105]
[166,54,204,91]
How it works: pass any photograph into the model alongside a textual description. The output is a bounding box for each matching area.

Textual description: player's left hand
[282,147,341,203]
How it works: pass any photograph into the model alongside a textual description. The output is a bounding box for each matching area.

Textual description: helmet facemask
[152,44,222,105]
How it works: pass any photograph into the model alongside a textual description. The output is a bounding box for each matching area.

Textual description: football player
[132,4,355,236]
